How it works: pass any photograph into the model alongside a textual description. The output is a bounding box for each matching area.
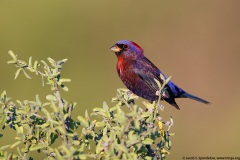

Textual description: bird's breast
[117,60,141,88]
[116,58,158,101]
[117,59,133,78]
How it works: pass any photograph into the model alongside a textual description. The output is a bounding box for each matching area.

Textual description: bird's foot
[155,90,160,96]
[127,90,133,96]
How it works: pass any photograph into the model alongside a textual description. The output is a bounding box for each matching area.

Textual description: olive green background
[0,0,240,159]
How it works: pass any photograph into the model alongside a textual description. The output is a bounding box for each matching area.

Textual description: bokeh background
[0,0,240,159]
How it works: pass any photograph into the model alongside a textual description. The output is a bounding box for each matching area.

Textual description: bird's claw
[127,91,133,96]
[155,90,160,96]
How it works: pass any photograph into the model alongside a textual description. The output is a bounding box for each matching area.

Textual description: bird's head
[110,40,144,59]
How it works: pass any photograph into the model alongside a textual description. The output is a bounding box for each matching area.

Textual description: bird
[110,40,210,110]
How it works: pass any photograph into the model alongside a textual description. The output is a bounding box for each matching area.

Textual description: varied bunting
[110,40,210,110]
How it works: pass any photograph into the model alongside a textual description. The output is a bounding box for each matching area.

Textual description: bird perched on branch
[110,40,210,110]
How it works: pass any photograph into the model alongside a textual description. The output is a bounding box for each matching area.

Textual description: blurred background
[0,0,240,159]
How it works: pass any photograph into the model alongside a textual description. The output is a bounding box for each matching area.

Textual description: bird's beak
[110,45,121,52]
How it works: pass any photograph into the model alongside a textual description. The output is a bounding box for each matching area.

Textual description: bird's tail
[180,92,210,105]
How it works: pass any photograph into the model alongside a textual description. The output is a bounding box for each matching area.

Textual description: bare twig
[23,124,35,159]
[120,97,133,111]
[55,85,64,108]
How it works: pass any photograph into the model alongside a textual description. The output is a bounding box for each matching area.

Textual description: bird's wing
[136,57,185,98]
[133,57,164,92]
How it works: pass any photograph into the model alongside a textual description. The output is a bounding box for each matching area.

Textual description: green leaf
[47,57,56,66]
[9,141,21,149]
[59,78,71,83]
[62,146,71,156]
[41,60,48,67]
[72,140,80,145]
[145,156,153,160]
[109,106,118,112]
[50,133,58,145]
[7,60,17,64]
[166,140,172,150]
[0,145,10,150]
[18,60,27,66]
[158,121,163,130]
[77,142,85,153]
[103,126,107,136]
[36,122,50,129]
[56,126,66,134]
[103,101,109,110]
[46,95,57,102]
[142,101,154,109]
[154,78,161,88]
[82,128,86,135]
[142,138,153,145]
[29,144,45,151]
[15,125,23,134]
[165,76,171,85]
[111,97,119,102]
[122,153,127,159]
[169,133,175,136]
[35,94,41,105]
[21,148,28,153]
[96,139,103,154]
[1,90,6,98]
[17,147,23,157]
[141,112,151,118]
[160,74,165,81]
[59,59,68,65]
[42,108,51,119]
[93,108,103,112]
[23,69,32,79]
[0,115,6,124]
[85,110,89,120]
[99,110,109,118]
[170,116,174,124]
[8,50,17,61]
[28,57,32,66]
[14,68,22,79]
[54,149,64,160]
[126,140,140,147]
[79,154,88,159]
[116,144,128,153]
[33,61,38,70]
[51,120,60,125]
[161,148,170,154]
[60,85,69,91]
[50,101,58,112]
[146,115,153,123]
[134,119,140,130]
[95,122,106,128]
[77,116,89,128]
[22,124,31,133]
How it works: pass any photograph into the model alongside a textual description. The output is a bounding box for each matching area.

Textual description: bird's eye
[123,44,129,50]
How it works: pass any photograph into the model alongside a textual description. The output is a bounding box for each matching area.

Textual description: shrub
[0,51,174,160]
